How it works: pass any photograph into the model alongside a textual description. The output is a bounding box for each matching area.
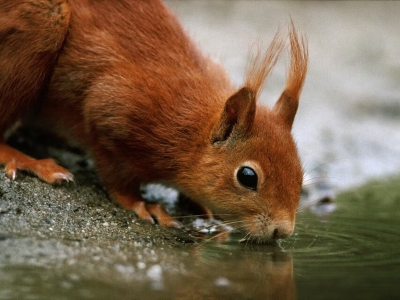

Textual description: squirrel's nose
[271,221,294,240]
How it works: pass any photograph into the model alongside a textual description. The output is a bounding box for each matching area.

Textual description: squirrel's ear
[273,90,298,128]
[211,87,256,144]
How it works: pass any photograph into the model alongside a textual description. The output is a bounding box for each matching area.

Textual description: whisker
[239,226,259,245]
[301,159,312,175]
[302,176,343,184]
[202,229,232,243]
[279,237,296,251]
[297,197,331,212]
[240,229,254,246]
[245,231,255,248]
[198,223,250,246]
[302,156,354,182]
[302,157,347,178]
[197,219,244,228]
[219,220,245,227]
[194,220,244,234]
[294,217,315,222]
[177,213,235,219]
[177,214,214,219]
[293,226,310,234]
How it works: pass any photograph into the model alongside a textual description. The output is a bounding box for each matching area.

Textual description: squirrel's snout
[244,218,295,242]
[269,220,294,240]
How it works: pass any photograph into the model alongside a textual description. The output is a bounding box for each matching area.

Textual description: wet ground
[1,1,400,300]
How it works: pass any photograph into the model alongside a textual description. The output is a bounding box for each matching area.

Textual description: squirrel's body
[0,0,308,242]
[37,0,234,190]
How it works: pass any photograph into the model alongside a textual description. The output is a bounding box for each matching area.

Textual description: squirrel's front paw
[0,143,73,184]
[113,192,180,228]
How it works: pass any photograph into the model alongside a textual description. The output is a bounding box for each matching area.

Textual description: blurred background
[167,1,400,191]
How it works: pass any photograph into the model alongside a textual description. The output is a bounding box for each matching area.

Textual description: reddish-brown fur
[0,0,308,241]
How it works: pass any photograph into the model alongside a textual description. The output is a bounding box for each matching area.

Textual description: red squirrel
[0,0,307,242]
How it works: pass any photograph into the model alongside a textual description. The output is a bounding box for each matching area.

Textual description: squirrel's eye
[237,166,258,191]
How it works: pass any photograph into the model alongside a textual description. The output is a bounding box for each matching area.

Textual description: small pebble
[215,277,230,287]
[137,262,146,269]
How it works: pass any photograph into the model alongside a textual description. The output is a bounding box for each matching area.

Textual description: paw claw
[144,216,156,224]
[5,160,17,181]
[167,220,181,228]
[54,172,74,183]
[6,169,16,181]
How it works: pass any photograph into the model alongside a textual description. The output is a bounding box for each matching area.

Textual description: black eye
[237,167,258,191]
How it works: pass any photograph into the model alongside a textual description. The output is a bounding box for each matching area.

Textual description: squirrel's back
[35,0,233,177]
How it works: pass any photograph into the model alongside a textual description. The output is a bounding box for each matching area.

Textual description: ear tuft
[274,21,308,128]
[211,87,256,144]
[245,30,286,99]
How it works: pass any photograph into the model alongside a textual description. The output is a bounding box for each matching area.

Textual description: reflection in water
[174,242,296,300]
[0,237,297,300]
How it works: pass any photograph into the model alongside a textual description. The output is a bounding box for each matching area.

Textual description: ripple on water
[280,190,400,269]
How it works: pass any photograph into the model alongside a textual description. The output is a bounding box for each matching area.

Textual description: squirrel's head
[185,24,308,243]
